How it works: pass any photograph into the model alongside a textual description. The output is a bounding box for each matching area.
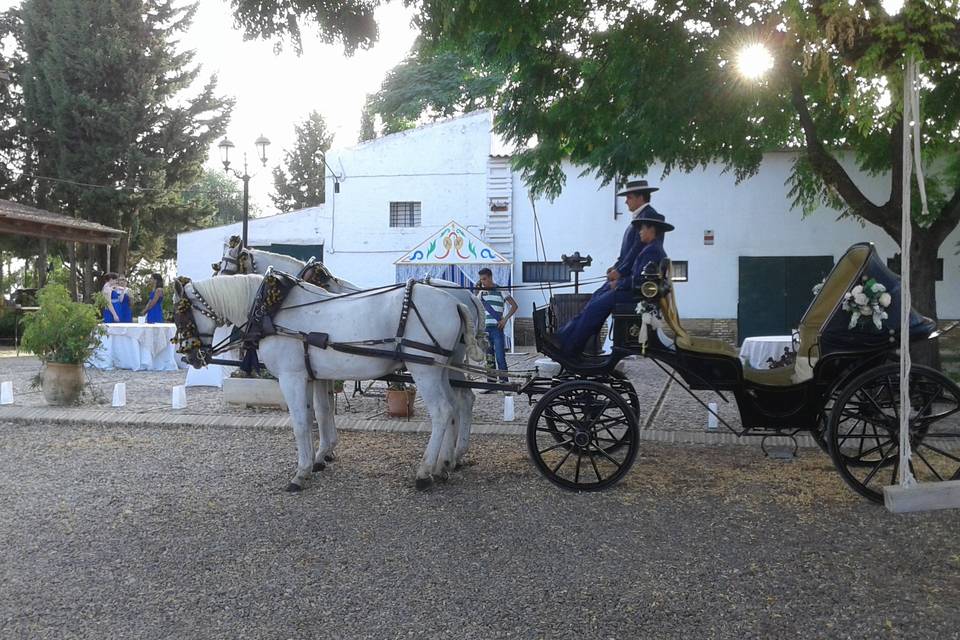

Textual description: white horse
[215,239,488,461]
[174,274,485,490]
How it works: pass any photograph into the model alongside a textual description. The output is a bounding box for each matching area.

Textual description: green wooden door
[737,256,834,344]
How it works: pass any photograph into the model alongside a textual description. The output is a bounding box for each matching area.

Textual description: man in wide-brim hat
[556,179,672,357]
[607,179,660,290]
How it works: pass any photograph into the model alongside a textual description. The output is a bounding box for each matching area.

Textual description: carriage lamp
[561,252,593,294]
[217,134,272,248]
[640,280,660,299]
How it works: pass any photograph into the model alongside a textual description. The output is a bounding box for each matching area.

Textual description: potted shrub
[20,284,104,406]
[386,380,416,417]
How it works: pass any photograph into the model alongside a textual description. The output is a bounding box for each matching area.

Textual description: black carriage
[524,242,960,503]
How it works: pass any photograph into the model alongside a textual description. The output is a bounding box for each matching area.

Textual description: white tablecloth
[739,335,795,368]
[87,323,183,372]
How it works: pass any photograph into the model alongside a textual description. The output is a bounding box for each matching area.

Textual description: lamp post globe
[218,137,235,170]
[254,135,271,166]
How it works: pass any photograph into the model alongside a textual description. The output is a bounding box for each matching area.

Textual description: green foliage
[0,307,24,343]
[185,168,255,229]
[8,0,233,268]
[271,111,334,211]
[228,0,381,55]
[363,40,504,135]
[359,98,377,142]
[21,284,104,364]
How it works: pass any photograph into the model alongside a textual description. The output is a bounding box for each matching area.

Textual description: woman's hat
[632,209,674,232]
[616,179,659,196]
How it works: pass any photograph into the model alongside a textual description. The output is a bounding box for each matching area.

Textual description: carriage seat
[656,279,739,358]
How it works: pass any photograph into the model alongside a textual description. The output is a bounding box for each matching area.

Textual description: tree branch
[930,186,960,246]
[786,67,895,237]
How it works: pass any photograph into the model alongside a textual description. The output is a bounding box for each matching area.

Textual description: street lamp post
[218,134,271,247]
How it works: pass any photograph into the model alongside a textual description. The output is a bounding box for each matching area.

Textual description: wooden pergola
[0,199,124,300]
[0,199,123,245]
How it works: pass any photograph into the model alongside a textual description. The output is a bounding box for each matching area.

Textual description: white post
[897,56,916,487]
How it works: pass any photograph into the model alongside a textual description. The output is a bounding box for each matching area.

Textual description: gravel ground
[1,419,959,639]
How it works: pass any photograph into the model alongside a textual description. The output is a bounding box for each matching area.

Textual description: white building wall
[320,111,494,287]
[176,207,326,281]
[511,153,960,319]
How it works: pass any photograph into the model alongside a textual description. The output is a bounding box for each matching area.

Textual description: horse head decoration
[214,235,256,276]
[172,276,226,368]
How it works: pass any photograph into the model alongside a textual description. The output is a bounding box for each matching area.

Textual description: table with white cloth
[739,335,795,368]
[87,323,184,372]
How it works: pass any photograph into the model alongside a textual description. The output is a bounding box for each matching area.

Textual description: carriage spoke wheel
[527,380,639,491]
[827,363,960,503]
[544,370,640,454]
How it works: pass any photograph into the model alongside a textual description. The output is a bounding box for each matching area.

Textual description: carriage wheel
[527,380,639,491]
[827,363,960,503]
[543,370,640,454]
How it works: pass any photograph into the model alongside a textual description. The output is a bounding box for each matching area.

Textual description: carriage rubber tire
[826,363,960,504]
[526,380,640,492]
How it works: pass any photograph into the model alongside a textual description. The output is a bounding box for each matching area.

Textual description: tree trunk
[37,239,48,288]
[82,246,94,303]
[67,242,78,301]
[908,229,941,370]
[118,227,131,275]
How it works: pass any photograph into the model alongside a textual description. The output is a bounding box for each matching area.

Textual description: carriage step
[760,435,798,460]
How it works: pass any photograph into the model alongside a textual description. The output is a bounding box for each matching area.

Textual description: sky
[185,1,418,209]
[0,0,419,210]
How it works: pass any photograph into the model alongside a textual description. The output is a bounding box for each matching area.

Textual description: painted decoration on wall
[395,220,510,265]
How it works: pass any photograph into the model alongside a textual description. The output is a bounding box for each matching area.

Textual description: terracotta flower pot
[386,388,416,417]
[41,362,84,406]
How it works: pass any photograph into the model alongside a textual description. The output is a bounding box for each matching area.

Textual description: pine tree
[271,111,334,211]
[16,0,233,287]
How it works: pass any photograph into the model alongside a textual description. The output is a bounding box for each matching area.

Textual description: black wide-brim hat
[616,179,659,196]
[632,209,674,232]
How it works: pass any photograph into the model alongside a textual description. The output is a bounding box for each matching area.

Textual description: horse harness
[172,277,234,366]
[240,271,454,380]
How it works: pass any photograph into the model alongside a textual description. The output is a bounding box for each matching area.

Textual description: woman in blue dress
[142,273,165,323]
[116,277,133,323]
[100,272,120,323]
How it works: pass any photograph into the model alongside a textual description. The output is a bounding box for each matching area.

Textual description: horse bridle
[213,236,256,276]
[172,276,230,366]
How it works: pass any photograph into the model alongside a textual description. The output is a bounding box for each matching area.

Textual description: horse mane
[192,274,263,326]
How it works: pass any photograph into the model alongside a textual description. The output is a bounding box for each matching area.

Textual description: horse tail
[457,302,486,362]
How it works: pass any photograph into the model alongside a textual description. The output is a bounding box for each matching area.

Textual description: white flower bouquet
[841,277,893,331]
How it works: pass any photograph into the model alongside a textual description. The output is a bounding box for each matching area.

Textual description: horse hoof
[435,470,450,483]
[324,454,336,463]
[313,461,325,472]
[415,476,433,490]
[286,482,303,493]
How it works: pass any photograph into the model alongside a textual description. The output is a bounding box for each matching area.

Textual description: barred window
[670,261,689,282]
[389,202,421,227]
[522,261,570,283]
